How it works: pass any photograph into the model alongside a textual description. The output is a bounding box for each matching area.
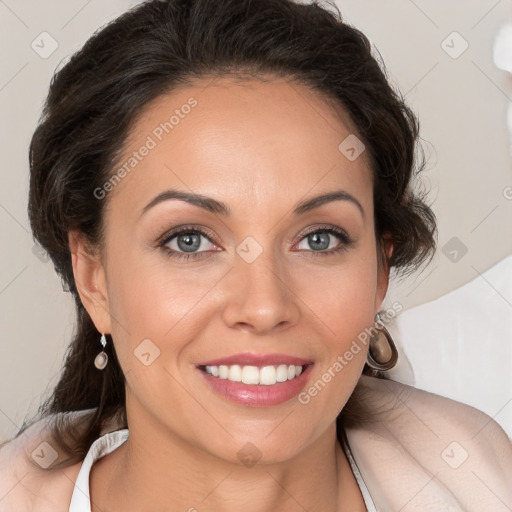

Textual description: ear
[68,230,112,334]
[375,233,394,311]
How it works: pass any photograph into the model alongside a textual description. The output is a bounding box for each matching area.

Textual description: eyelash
[157,225,354,262]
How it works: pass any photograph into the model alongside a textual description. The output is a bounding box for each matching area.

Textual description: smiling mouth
[198,363,310,386]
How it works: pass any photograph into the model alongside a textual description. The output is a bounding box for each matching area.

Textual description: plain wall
[1,0,511,440]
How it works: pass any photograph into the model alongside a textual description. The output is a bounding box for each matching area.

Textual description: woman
[1,0,511,510]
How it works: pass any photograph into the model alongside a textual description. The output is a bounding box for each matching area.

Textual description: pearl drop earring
[94,333,109,370]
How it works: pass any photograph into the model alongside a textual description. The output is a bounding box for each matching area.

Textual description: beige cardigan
[1,375,511,511]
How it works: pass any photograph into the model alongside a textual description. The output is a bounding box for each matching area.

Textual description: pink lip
[197,352,312,367]
[198,363,314,407]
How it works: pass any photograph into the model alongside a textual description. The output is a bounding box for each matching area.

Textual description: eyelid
[156,224,221,248]
[293,224,352,245]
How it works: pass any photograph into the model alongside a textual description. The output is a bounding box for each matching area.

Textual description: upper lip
[197,352,313,367]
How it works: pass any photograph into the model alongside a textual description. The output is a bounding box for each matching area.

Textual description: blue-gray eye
[176,233,201,252]
[164,230,216,254]
[307,232,330,251]
[296,229,344,252]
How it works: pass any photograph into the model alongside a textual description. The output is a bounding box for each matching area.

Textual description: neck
[89,405,363,512]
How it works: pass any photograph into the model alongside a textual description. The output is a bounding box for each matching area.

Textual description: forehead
[106,76,373,217]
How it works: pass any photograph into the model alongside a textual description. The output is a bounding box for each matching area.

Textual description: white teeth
[241,366,259,384]
[260,365,276,385]
[276,364,288,382]
[219,365,229,379]
[228,364,242,382]
[204,364,305,385]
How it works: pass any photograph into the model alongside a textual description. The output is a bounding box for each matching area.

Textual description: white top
[68,428,376,511]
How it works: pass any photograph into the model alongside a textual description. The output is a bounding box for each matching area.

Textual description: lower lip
[198,364,314,407]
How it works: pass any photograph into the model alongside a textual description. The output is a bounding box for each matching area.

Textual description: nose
[221,251,301,335]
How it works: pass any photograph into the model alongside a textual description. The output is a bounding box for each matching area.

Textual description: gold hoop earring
[366,313,398,371]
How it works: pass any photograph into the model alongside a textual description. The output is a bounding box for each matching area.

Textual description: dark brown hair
[19,0,436,465]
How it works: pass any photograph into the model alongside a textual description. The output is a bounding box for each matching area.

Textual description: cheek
[296,243,379,334]
[104,246,228,372]
[104,256,205,405]
[294,254,378,418]
[107,248,210,329]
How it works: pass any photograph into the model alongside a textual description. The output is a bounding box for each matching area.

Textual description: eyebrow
[139,188,364,219]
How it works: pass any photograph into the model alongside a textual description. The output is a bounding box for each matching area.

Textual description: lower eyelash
[159,227,353,261]
[168,251,202,262]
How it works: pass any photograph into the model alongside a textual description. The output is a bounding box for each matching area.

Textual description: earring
[94,333,109,370]
[366,313,398,371]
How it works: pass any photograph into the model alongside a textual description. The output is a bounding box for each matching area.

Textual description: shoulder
[355,374,512,448]
[0,410,95,512]
[345,375,512,510]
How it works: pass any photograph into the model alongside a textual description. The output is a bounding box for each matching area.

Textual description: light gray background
[1,0,511,440]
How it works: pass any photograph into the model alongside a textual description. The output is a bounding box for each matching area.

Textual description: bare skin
[69,75,391,511]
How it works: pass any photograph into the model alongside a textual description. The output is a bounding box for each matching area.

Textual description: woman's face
[74,76,389,464]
